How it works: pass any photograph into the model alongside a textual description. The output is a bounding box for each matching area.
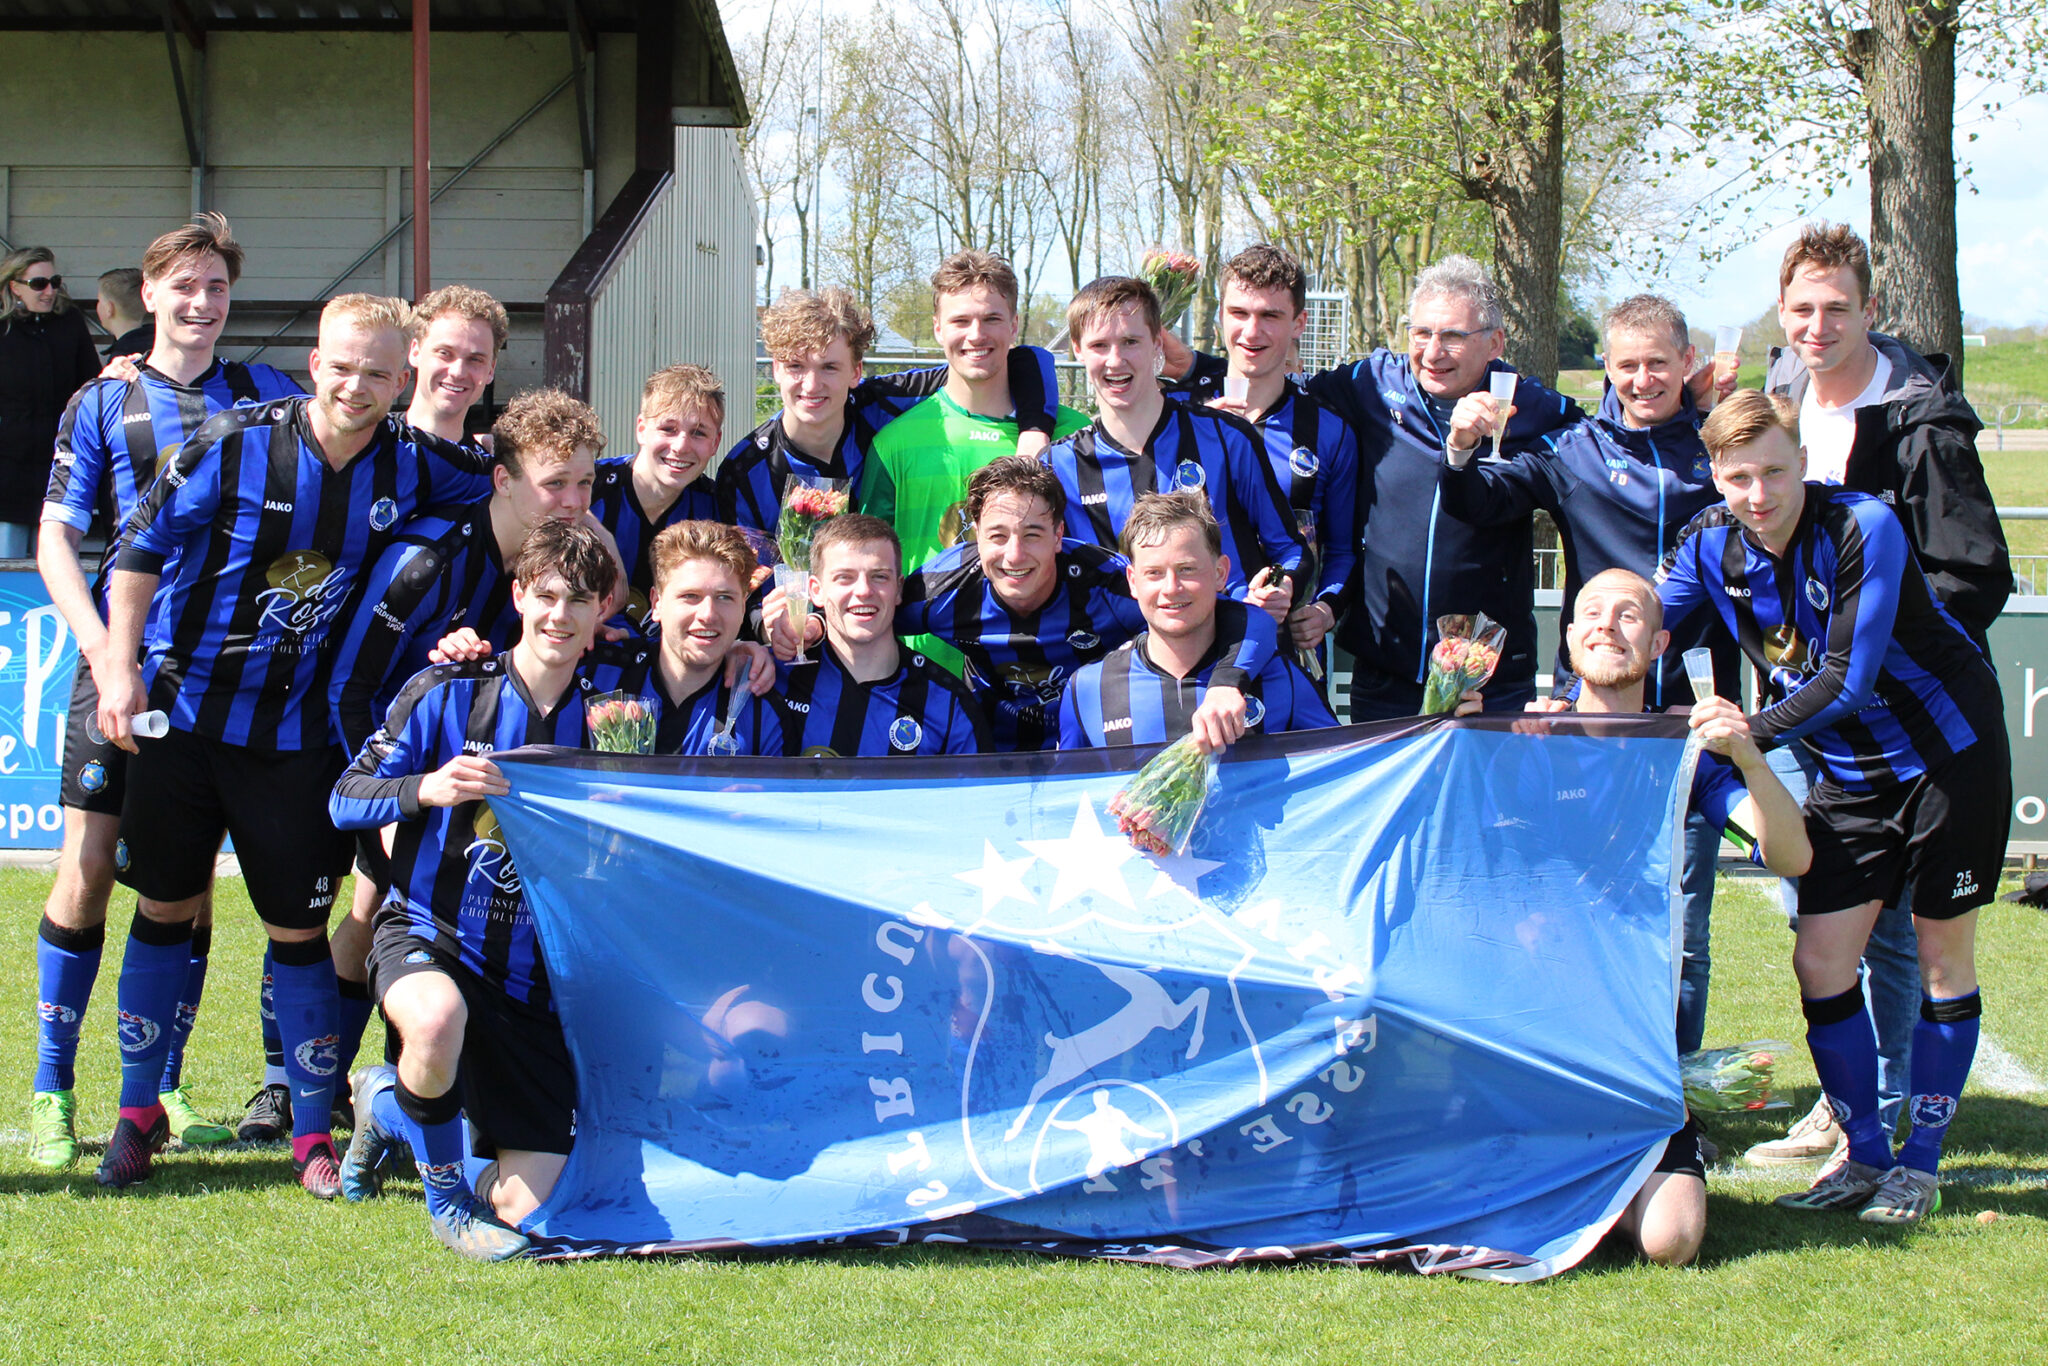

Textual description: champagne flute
[774,563,814,666]
[1292,508,1324,681]
[1681,647,1716,703]
[1487,370,1517,444]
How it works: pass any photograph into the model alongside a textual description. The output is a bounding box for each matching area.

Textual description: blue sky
[1649,89,2048,332]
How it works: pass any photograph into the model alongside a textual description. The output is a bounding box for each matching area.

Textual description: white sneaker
[1744,1096,1846,1167]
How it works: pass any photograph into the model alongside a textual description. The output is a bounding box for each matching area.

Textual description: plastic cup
[773,564,814,664]
[1681,648,1715,703]
[1713,326,1741,385]
[1223,373,1250,404]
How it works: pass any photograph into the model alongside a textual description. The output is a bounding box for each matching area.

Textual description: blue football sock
[115,913,195,1110]
[336,976,375,1081]
[157,926,212,1094]
[269,938,340,1142]
[34,916,103,1093]
[1897,991,1982,1175]
[1803,984,1891,1170]
[260,945,285,1085]
[393,1077,470,1219]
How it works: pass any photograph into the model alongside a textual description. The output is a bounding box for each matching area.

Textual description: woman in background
[0,247,100,559]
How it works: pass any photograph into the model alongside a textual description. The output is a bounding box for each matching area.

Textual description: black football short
[1655,1116,1707,1180]
[1799,732,2010,922]
[116,726,352,930]
[366,904,575,1157]
[58,656,125,815]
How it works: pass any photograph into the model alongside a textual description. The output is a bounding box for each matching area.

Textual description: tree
[1207,0,1656,381]
[1652,0,2048,377]
[732,0,834,301]
[823,24,927,317]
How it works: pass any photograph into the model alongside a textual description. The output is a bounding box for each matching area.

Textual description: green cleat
[28,1089,79,1169]
[160,1085,235,1147]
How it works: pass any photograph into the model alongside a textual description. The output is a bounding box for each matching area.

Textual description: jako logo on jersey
[1722,585,1751,598]
[1909,1093,1958,1130]
[257,550,347,635]
[888,716,924,751]
[294,1033,341,1077]
[1288,445,1319,479]
[1068,630,1100,651]
[116,1008,160,1054]
[785,699,810,714]
[1102,716,1133,733]
[368,497,399,531]
[969,427,1002,442]
[263,500,294,513]
[122,411,154,425]
[1805,577,1831,612]
[77,759,106,793]
[1954,870,1980,899]
[1079,492,1109,505]
[37,1000,77,1026]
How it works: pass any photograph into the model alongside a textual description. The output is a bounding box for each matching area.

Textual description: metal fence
[1988,402,2048,450]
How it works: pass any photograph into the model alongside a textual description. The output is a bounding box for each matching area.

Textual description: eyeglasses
[1406,324,1494,351]
[21,275,62,291]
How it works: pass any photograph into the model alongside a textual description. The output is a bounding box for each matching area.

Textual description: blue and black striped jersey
[115,397,493,751]
[1171,366,1360,607]
[775,642,987,757]
[588,455,719,627]
[1041,397,1307,598]
[715,348,1059,560]
[896,537,1280,751]
[329,647,651,1008]
[1055,631,1337,749]
[44,358,300,539]
[326,500,520,755]
[1657,486,2003,789]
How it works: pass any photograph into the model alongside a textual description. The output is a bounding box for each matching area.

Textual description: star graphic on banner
[1146,849,1225,902]
[955,840,1038,912]
[1021,798,1136,910]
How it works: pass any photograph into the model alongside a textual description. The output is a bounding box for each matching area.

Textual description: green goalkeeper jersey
[863,391,1092,572]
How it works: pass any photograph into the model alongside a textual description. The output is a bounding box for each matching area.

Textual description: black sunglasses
[21,275,61,291]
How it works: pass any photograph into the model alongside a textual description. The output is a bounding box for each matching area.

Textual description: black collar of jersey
[1131,624,1233,684]
[808,636,913,691]
[499,650,585,723]
[1090,400,1177,460]
[133,356,226,392]
[768,412,856,478]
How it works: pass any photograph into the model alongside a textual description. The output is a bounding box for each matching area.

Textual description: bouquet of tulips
[586,690,658,755]
[1138,247,1202,330]
[775,479,851,570]
[1681,1041,1791,1113]
[1108,733,1219,858]
[1421,612,1507,715]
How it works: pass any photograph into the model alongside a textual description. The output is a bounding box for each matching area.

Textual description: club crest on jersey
[258,549,347,635]
[1909,1093,1957,1130]
[38,1000,78,1026]
[294,1033,341,1077]
[1288,445,1319,479]
[1172,462,1206,491]
[368,497,399,531]
[889,717,925,752]
[801,744,841,758]
[1804,577,1830,612]
[77,759,107,793]
[464,805,522,894]
[404,950,434,965]
[116,1008,160,1054]
[1068,630,1100,651]
[1243,695,1267,730]
[1692,456,1711,479]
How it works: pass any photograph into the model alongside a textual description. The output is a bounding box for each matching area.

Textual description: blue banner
[487,715,1692,1279]
[0,569,77,848]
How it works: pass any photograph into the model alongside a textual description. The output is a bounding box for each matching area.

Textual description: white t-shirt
[1799,349,1892,485]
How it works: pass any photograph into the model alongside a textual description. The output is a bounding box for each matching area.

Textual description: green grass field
[0,869,2044,1363]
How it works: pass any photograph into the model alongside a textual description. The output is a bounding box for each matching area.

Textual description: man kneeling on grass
[328,520,637,1260]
